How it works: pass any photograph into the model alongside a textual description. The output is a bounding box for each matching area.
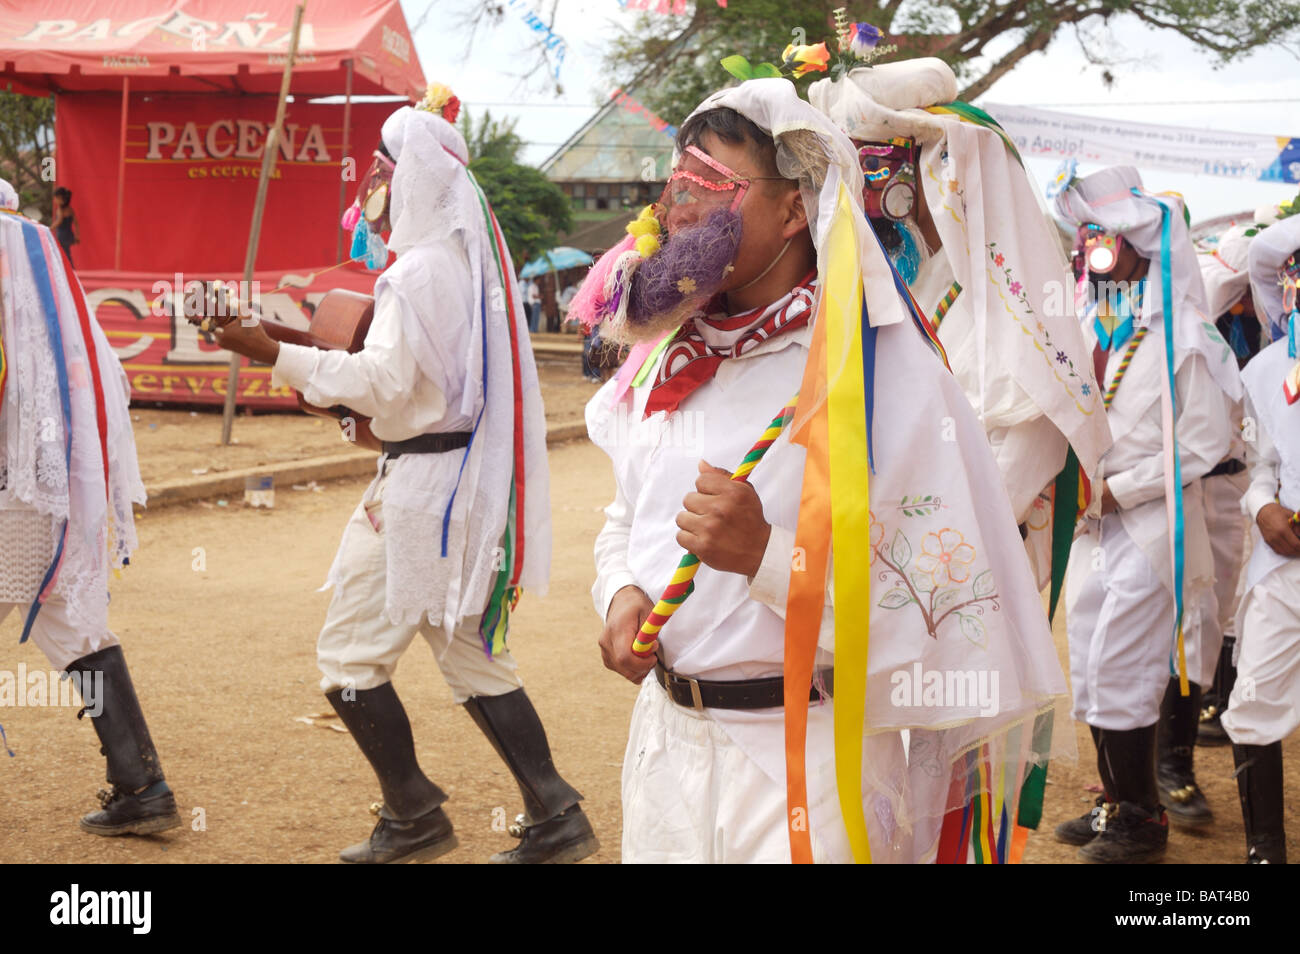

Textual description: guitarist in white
[213,85,596,864]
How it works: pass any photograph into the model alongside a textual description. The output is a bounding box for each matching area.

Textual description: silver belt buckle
[662,664,704,711]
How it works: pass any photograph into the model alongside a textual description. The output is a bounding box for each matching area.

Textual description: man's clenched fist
[599,585,657,685]
[675,460,771,578]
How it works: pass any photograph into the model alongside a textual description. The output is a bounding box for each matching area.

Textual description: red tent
[0,1,427,407]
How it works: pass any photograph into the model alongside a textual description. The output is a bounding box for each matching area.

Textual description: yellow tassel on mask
[626,205,662,259]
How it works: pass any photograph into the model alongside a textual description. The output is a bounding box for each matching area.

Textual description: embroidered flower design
[676,276,698,294]
[1056,349,1069,363]
[916,529,977,587]
[994,252,1005,267]
[947,178,959,193]
[869,510,885,549]
[1081,382,1092,396]
[1009,281,1023,296]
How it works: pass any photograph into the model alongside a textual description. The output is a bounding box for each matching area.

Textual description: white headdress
[1198,224,1255,321]
[355,104,551,635]
[809,61,1110,479]
[1248,212,1300,339]
[1054,165,1242,401]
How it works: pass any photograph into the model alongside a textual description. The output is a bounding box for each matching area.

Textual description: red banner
[55,94,394,273]
[83,263,378,408]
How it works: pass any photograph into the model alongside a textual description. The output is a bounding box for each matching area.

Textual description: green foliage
[1278,190,1300,220]
[0,90,55,217]
[606,1,1300,126]
[460,108,573,266]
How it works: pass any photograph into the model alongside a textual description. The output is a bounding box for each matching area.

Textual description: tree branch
[933,594,1000,632]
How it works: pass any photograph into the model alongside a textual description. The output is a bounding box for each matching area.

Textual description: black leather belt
[1206,458,1246,478]
[382,431,473,458]
[654,662,833,711]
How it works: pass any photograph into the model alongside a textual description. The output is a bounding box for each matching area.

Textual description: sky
[402,0,1299,221]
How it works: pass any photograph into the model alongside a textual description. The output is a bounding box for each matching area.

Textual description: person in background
[0,176,177,837]
[211,89,596,866]
[1053,167,1240,863]
[560,279,601,382]
[1221,209,1300,864]
[525,278,542,333]
[51,187,78,266]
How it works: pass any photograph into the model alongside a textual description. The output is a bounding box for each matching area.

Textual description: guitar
[195,287,382,452]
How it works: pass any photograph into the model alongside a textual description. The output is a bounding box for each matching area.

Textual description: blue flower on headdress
[849,23,882,58]
[1046,157,1078,200]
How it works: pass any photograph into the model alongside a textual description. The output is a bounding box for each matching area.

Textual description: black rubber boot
[1198,637,1236,747]
[1056,725,1111,846]
[1157,678,1214,828]
[65,646,181,836]
[463,688,599,864]
[1079,724,1167,863]
[1232,742,1287,864]
[325,683,456,864]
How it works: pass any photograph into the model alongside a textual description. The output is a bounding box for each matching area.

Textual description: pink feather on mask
[567,234,636,332]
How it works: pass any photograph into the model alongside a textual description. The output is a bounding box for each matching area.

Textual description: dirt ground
[1,413,1296,863]
[130,353,599,487]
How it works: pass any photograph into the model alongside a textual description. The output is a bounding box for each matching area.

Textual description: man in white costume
[1052,166,1240,862]
[1220,210,1300,864]
[0,177,178,835]
[214,90,596,865]
[1169,225,1261,775]
[584,79,1072,864]
[809,59,1110,576]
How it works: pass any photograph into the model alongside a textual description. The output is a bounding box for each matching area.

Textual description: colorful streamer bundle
[783,183,877,865]
[467,169,531,658]
[630,394,800,657]
[9,216,113,644]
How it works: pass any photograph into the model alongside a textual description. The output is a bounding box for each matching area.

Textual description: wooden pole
[335,57,353,263]
[113,76,129,271]
[220,1,306,445]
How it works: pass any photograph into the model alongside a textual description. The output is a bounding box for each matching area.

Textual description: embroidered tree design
[871,520,1000,646]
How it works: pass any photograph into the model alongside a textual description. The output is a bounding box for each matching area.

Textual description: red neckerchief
[643,272,817,417]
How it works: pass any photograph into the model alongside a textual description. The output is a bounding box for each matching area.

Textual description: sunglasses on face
[661,145,786,217]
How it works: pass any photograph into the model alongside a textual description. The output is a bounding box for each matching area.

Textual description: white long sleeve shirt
[1104,349,1232,510]
[271,243,475,442]
[1242,389,1282,522]
[1088,318,1234,592]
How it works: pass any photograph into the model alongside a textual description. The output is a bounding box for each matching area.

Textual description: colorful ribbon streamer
[781,184,887,864]
[18,221,73,644]
[1131,189,1188,695]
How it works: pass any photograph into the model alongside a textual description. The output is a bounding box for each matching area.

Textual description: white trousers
[0,597,118,671]
[1066,517,1183,730]
[315,475,522,703]
[1221,562,1300,746]
[620,676,854,864]
[1190,473,1253,686]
